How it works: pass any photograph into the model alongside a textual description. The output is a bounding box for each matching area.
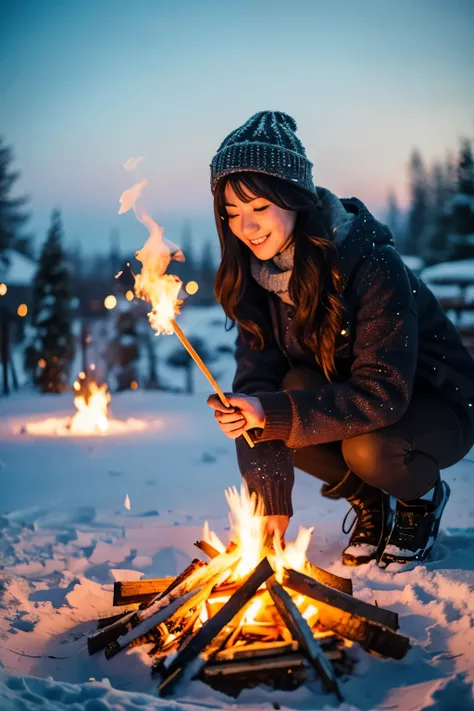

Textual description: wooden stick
[105,587,203,659]
[113,577,175,606]
[158,557,274,696]
[88,559,205,655]
[282,568,398,630]
[282,569,410,659]
[97,609,138,629]
[305,562,353,596]
[194,540,221,560]
[171,319,254,449]
[216,639,298,662]
[267,577,343,701]
[202,651,309,677]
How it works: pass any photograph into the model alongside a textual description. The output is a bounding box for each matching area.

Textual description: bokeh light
[185,281,199,295]
[104,295,117,310]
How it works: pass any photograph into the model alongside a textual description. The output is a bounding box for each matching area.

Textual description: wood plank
[194,540,221,560]
[282,570,410,659]
[267,577,343,702]
[306,562,352,596]
[88,559,205,655]
[283,568,398,630]
[113,577,174,606]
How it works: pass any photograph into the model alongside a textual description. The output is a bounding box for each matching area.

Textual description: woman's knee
[281,366,327,391]
[342,433,387,482]
[342,431,439,499]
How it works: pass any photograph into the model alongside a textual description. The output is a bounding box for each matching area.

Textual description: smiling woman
[206,109,474,570]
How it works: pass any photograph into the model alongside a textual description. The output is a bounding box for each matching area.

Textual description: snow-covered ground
[2,298,474,710]
[1,386,474,711]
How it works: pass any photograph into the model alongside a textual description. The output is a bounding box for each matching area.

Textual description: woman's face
[224,182,297,260]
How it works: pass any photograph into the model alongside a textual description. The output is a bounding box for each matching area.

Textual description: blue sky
[1,0,474,256]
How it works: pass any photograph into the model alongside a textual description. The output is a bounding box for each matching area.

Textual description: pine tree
[24,209,75,392]
[405,150,429,256]
[446,139,474,262]
[421,161,454,265]
[198,238,217,305]
[0,136,31,267]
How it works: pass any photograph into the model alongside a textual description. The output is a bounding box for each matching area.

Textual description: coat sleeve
[232,325,290,394]
[255,246,418,448]
[232,324,294,517]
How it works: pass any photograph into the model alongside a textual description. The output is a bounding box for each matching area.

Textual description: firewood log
[267,577,343,702]
[113,577,174,606]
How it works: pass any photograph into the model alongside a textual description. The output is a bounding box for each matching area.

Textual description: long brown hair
[214,172,343,380]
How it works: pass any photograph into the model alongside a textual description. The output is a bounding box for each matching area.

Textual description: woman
[206,110,474,567]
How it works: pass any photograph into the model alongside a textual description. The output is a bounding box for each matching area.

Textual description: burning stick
[118,169,254,448]
[171,320,254,448]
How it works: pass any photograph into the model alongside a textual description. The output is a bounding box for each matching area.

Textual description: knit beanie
[210,110,316,195]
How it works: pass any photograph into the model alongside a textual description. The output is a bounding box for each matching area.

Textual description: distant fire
[16,374,160,438]
[70,377,111,435]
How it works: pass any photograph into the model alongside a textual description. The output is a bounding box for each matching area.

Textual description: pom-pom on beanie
[210,110,315,195]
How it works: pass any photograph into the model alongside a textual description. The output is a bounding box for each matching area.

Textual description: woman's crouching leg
[341,391,467,500]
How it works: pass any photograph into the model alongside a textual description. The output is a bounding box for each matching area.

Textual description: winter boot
[379,478,450,567]
[321,470,391,566]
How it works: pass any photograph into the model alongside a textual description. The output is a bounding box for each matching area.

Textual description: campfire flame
[70,380,111,435]
[203,485,314,582]
[118,168,185,335]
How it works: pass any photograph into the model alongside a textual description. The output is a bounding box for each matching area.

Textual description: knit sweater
[232,189,474,516]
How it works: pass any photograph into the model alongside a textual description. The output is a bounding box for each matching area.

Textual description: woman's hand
[264,515,290,542]
[207,393,266,439]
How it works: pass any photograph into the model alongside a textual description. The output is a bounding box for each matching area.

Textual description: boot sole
[378,482,451,567]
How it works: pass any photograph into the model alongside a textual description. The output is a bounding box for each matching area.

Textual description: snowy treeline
[387,138,474,266]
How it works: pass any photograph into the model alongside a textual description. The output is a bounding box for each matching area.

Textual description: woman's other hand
[207,393,266,439]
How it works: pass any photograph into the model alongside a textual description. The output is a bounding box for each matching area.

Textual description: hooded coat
[232,189,474,514]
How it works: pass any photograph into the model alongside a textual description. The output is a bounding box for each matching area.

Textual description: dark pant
[285,367,473,500]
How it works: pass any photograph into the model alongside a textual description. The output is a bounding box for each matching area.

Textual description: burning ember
[16,374,160,437]
[89,486,410,699]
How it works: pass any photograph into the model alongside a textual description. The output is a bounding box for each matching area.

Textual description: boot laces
[342,501,377,535]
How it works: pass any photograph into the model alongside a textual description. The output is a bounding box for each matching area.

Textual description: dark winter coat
[232,195,474,513]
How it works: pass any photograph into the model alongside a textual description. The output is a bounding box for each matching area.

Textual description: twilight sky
[1,0,474,256]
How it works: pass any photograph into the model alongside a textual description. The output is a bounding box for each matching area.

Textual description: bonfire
[88,486,410,699]
[18,372,155,437]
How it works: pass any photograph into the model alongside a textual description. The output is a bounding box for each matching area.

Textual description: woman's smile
[249,233,270,247]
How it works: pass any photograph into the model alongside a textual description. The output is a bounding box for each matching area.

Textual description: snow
[421,259,474,284]
[1,308,474,710]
